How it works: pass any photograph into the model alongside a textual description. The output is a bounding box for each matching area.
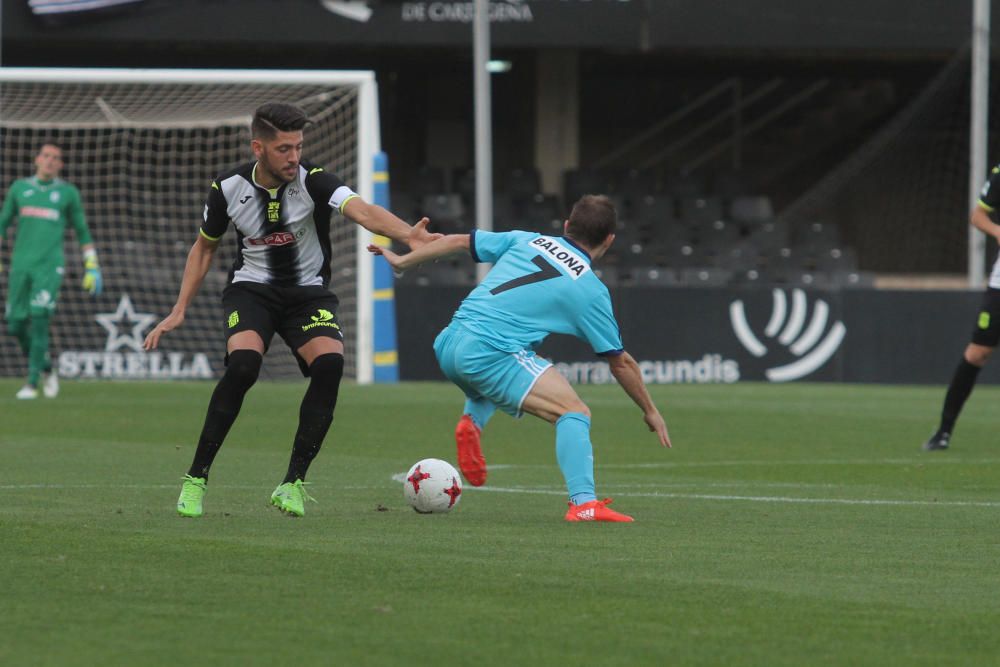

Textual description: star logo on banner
[95,294,157,353]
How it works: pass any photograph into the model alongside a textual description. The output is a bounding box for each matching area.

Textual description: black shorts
[970,287,1000,347]
[221,282,344,375]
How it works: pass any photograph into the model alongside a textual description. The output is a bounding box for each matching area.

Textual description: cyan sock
[463,397,496,430]
[556,412,597,505]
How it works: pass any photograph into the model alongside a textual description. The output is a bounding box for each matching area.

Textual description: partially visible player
[369,195,670,522]
[0,141,103,400]
[924,163,1000,451]
[144,102,439,518]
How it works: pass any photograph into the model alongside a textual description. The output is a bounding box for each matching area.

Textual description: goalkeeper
[0,142,102,400]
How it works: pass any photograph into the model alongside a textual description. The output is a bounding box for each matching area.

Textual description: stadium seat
[420,194,466,232]
[713,168,749,200]
[747,220,790,253]
[506,167,542,203]
[633,194,677,229]
[679,196,724,226]
[663,170,705,199]
[614,168,658,204]
[813,246,859,272]
[631,266,679,287]
[831,270,875,288]
[793,221,841,249]
[413,166,447,198]
[519,193,562,232]
[679,267,732,287]
[695,218,742,249]
[714,241,762,272]
[563,167,611,205]
[729,196,774,225]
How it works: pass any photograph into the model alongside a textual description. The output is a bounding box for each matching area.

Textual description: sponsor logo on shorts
[228,311,240,329]
[31,289,54,310]
[247,231,296,246]
[979,311,991,330]
[302,308,340,332]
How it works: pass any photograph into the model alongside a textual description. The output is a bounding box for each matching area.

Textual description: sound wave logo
[729,288,846,382]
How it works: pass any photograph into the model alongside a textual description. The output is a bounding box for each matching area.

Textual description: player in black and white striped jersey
[144,102,440,516]
[923,163,1000,451]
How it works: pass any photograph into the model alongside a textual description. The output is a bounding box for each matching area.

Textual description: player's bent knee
[225,349,263,388]
[308,353,344,384]
[965,344,994,367]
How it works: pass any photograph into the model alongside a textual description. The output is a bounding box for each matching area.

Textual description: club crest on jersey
[530,236,590,280]
[267,200,281,223]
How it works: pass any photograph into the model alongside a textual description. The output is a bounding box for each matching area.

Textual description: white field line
[391,474,1000,509]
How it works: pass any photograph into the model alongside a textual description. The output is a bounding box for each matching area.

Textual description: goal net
[0,68,379,383]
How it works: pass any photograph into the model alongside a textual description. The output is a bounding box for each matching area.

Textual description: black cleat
[923,430,951,451]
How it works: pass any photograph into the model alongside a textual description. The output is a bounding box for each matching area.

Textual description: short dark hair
[566,195,617,248]
[37,140,63,155]
[251,103,312,140]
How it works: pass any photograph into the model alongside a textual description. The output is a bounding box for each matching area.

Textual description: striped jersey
[977,164,1000,289]
[0,176,91,269]
[451,230,624,356]
[200,160,358,288]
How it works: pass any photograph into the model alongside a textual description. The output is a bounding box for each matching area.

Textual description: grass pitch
[1,379,998,666]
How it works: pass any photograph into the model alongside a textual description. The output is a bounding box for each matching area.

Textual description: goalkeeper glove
[82,249,103,296]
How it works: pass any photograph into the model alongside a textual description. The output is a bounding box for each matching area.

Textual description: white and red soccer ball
[404,458,462,513]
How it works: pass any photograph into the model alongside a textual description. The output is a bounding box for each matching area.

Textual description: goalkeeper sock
[463,396,496,430]
[555,412,597,506]
[283,353,344,483]
[27,315,51,387]
[8,318,30,358]
[940,357,982,433]
[188,350,262,480]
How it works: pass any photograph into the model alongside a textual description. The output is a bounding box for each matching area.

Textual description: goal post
[0,67,381,384]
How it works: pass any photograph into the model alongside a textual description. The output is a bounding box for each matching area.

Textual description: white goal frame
[0,67,381,384]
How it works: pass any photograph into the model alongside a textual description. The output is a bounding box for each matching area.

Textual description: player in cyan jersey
[924,163,1000,450]
[370,195,670,522]
[0,141,103,400]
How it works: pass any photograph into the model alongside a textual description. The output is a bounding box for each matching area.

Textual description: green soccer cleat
[270,479,315,517]
[177,475,207,518]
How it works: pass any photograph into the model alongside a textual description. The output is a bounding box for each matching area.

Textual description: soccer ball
[404,458,463,514]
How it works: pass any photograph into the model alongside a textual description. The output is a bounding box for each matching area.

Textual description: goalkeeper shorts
[5,263,63,321]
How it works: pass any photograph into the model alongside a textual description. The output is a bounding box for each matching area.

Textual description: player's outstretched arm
[144,234,219,350]
[367,233,470,273]
[342,197,442,250]
[607,351,671,448]
[970,205,1000,242]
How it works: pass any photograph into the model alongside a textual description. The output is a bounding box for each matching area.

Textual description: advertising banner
[395,284,1000,385]
[5,0,644,49]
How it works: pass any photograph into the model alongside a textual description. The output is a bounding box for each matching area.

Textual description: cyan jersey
[451,230,624,356]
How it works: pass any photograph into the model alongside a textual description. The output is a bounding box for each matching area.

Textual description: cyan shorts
[433,322,551,417]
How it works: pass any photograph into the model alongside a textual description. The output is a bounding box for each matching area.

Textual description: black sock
[188,350,262,480]
[283,353,344,483]
[940,357,983,434]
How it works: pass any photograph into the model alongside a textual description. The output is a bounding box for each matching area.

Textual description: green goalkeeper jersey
[0,176,92,269]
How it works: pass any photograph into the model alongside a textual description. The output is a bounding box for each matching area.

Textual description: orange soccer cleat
[455,414,487,487]
[564,498,634,523]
